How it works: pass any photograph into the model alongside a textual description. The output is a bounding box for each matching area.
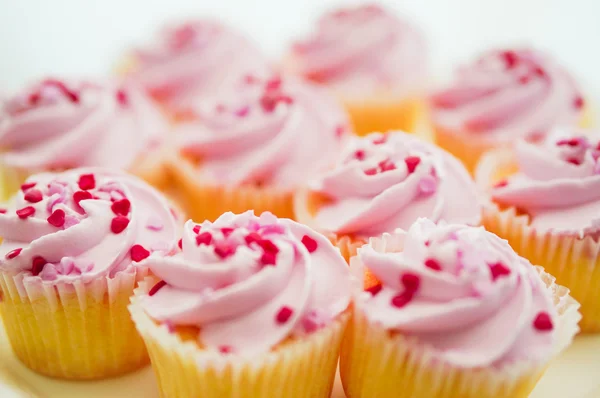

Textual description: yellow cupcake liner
[343,96,423,137]
[341,233,581,398]
[129,277,348,398]
[0,268,149,380]
[167,154,295,223]
[476,148,600,333]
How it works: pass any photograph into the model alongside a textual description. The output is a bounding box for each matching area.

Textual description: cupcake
[341,218,580,398]
[431,48,588,173]
[286,4,429,136]
[128,211,351,397]
[0,78,171,199]
[122,19,272,120]
[294,131,481,288]
[0,168,179,379]
[476,128,600,332]
[168,74,351,222]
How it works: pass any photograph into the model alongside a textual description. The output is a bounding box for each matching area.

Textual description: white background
[1,0,600,100]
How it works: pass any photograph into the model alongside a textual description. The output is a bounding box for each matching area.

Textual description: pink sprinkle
[39,264,58,281]
[275,306,294,324]
[235,106,250,117]
[391,291,413,308]
[372,135,387,145]
[573,96,585,110]
[57,258,75,275]
[219,345,233,354]
[47,193,67,213]
[302,310,327,333]
[533,312,554,331]
[418,176,438,195]
[146,216,164,231]
[494,180,508,189]
[260,224,286,235]
[301,235,318,253]
[64,215,80,229]
[335,125,346,138]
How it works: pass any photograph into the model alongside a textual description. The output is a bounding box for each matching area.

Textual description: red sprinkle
[533,312,554,331]
[557,138,580,147]
[221,227,234,237]
[257,239,279,254]
[148,280,167,296]
[364,167,378,176]
[354,150,365,160]
[335,125,346,138]
[73,190,93,206]
[260,251,277,266]
[218,345,233,354]
[401,273,421,292]
[178,239,183,250]
[131,244,151,262]
[372,135,387,145]
[489,262,511,281]
[301,235,318,253]
[404,156,421,174]
[214,244,236,259]
[493,179,509,189]
[244,74,257,84]
[16,206,35,219]
[47,209,66,227]
[116,89,128,105]
[265,76,282,91]
[391,291,413,308]
[366,284,382,296]
[0,209,6,214]
[78,173,96,190]
[24,189,43,203]
[424,258,442,271]
[5,248,22,260]
[244,232,262,245]
[573,96,585,109]
[192,225,201,234]
[379,159,396,172]
[111,199,131,216]
[196,232,213,246]
[518,75,530,85]
[20,182,36,192]
[111,216,130,234]
[566,157,581,166]
[275,306,294,324]
[31,256,47,276]
[533,66,546,78]
[501,50,518,68]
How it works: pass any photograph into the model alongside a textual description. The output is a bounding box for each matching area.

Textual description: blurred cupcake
[431,48,588,173]
[294,131,480,289]
[341,218,580,398]
[129,211,351,397]
[0,168,179,379]
[476,128,600,332]
[168,74,351,222]
[286,4,429,135]
[121,19,272,121]
[0,78,171,199]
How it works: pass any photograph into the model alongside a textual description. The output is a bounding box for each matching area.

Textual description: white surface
[1,0,600,99]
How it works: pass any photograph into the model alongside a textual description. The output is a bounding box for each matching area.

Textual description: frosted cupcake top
[306,132,480,237]
[175,75,351,190]
[289,4,428,97]
[356,218,558,367]
[0,168,179,287]
[129,19,271,109]
[491,128,600,237]
[0,78,168,172]
[431,48,583,142]
[140,211,351,355]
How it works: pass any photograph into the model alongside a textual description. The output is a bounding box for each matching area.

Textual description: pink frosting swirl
[357,218,558,367]
[141,211,351,355]
[431,48,583,142]
[308,132,481,237]
[175,75,351,189]
[290,4,428,97]
[0,168,179,284]
[130,19,272,109]
[0,78,168,172]
[492,129,600,237]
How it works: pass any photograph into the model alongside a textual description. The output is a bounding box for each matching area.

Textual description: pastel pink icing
[175,75,351,190]
[431,48,583,142]
[308,132,481,237]
[492,129,600,237]
[0,78,168,172]
[0,168,179,286]
[141,211,351,356]
[290,4,428,97]
[357,218,558,368]
[130,19,272,109]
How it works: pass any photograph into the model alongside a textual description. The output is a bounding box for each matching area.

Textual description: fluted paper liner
[340,233,581,398]
[0,268,149,380]
[476,148,600,333]
[129,277,348,398]
[168,153,295,223]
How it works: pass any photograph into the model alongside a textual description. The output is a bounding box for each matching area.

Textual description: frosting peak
[431,48,583,141]
[356,218,558,367]
[291,4,428,96]
[491,128,600,237]
[308,132,481,236]
[175,75,351,189]
[141,211,351,355]
[0,168,179,284]
[0,78,168,171]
